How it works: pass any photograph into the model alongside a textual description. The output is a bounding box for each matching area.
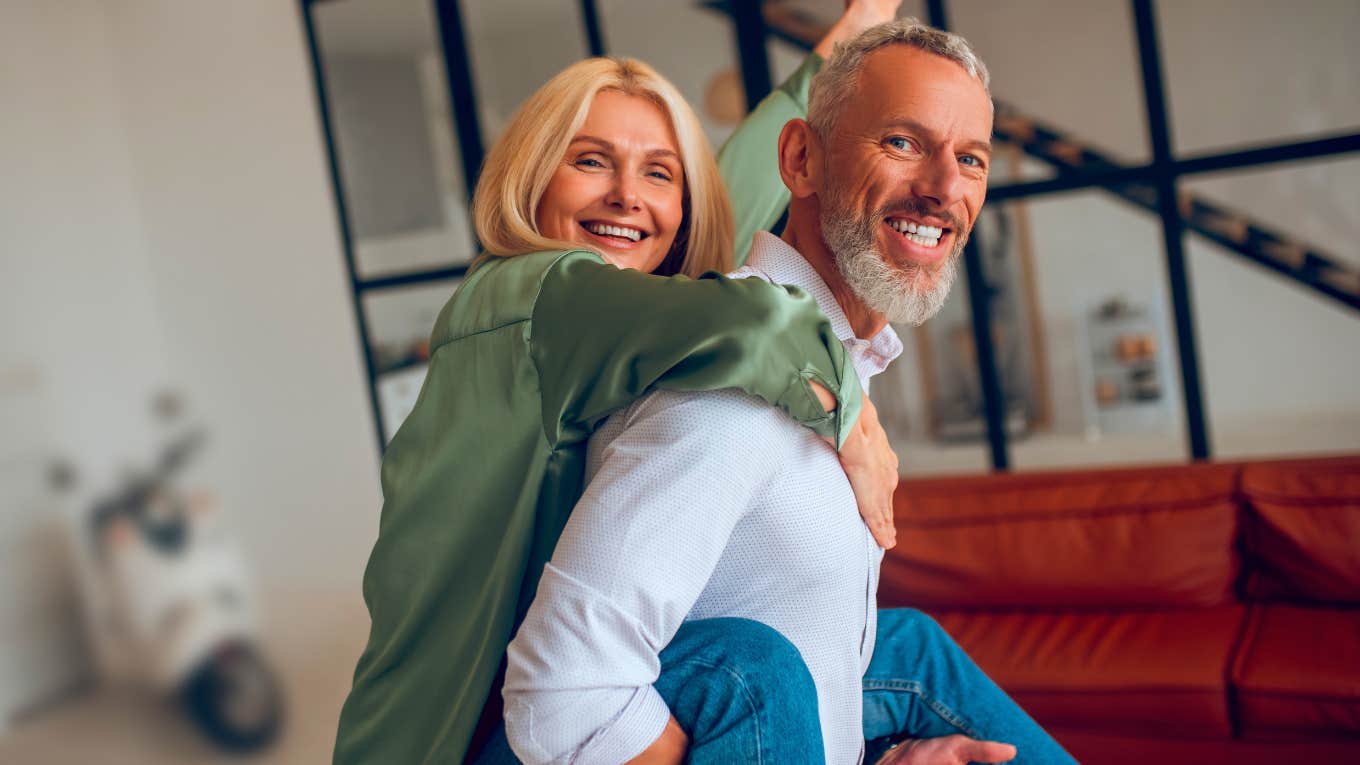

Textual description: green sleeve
[532,251,861,448]
[718,53,823,265]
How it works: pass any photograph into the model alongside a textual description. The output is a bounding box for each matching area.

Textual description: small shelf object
[1078,294,1177,440]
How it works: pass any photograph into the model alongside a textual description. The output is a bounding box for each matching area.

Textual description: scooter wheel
[181,640,284,752]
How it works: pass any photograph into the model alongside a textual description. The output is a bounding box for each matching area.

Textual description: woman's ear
[777,118,822,200]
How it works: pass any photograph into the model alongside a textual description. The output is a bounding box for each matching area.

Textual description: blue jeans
[477,611,1077,764]
[474,617,824,764]
[862,609,1078,764]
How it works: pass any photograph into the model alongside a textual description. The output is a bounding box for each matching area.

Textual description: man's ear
[777,118,822,200]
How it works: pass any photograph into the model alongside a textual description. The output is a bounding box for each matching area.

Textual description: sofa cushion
[885,463,1240,608]
[927,606,1244,737]
[1231,604,1360,737]
[1241,456,1360,604]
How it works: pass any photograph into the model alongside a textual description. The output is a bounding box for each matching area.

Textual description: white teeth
[587,223,642,242]
[887,218,943,244]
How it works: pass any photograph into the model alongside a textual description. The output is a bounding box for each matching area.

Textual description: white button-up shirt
[504,232,903,765]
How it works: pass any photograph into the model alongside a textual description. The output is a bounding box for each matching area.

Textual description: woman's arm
[532,251,860,448]
[532,252,898,548]
[720,0,903,263]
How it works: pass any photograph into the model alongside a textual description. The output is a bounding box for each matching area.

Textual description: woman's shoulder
[429,249,606,349]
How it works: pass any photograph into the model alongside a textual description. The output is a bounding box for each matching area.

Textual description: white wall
[1,2,178,723]
[102,0,383,603]
[2,2,385,727]
[1,2,174,484]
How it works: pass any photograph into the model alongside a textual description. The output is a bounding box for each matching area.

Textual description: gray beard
[820,196,962,327]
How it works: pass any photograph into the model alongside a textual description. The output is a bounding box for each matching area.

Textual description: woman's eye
[647,169,673,181]
[575,157,606,169]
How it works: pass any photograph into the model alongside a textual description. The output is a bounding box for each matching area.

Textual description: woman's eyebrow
[571,135,679,163]
[570,135,612,149]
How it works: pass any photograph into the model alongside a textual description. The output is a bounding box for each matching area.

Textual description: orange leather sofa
[884,455,1359,764]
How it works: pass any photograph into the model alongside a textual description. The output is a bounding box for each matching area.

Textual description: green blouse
[332,54,846,764]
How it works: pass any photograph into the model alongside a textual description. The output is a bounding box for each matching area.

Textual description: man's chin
[863,260,956,326]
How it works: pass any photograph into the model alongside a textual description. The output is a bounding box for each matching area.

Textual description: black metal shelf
[303,0,1358,464]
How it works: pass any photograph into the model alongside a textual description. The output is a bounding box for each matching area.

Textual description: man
[504,20,1079,765]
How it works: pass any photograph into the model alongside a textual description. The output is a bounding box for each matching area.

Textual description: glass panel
[1181,160,1360,459]
[312,0,476,279]
[950,0,1151,166]
[597,0,745,149]
[1181,156,1360,266]
[1001,188,1187,470]
[362,279,462,376]
[1161,1,1360,155]
[462,0,587,145]
[874,319,992,478]
[363,278,462,443]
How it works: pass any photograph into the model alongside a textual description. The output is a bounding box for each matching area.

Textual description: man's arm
[503,389,788,765]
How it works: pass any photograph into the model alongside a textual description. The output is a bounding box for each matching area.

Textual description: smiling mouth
[885,217,949,248]
[581,221,648,244]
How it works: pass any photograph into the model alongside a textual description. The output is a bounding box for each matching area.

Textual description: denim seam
[862,679,982,739]
[669,657,765,765]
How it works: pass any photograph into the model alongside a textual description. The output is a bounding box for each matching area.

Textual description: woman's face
[536,90,686,274]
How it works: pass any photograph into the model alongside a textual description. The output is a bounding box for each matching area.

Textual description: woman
[333,4,902,763]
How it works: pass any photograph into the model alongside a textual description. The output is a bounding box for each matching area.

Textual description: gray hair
[807,18,991,141]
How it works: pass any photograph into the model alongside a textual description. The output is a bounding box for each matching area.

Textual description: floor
[0,590,368,765]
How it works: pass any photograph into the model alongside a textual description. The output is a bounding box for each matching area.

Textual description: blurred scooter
[73,393,283,752]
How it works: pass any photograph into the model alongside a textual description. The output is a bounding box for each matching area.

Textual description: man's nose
[605,173,641,211]
[911,151,964,210]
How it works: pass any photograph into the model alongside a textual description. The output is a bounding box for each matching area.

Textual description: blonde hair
[473,57,734,277]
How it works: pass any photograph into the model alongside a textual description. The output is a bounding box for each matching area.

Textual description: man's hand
[838,394,899,549]
[875,735,1017,765]
[814,0,906,58]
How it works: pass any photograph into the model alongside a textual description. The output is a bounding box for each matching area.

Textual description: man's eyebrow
[570,135,680,162]
[882,118,993,157]
[960,138,993,157]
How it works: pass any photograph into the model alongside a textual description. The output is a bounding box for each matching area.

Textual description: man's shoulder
[725,263,770,283]
[612,387,803,450]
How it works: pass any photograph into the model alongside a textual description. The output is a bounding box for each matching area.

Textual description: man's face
[817,45,993,325]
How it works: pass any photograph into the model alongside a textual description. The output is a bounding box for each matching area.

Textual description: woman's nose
[605,173,641,211]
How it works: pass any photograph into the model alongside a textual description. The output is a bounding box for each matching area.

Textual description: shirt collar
[738,232,904,384]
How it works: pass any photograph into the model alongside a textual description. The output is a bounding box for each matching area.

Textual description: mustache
[875,198,965,232]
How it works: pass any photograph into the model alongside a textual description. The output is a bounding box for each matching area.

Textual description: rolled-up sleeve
[503,389,786,764]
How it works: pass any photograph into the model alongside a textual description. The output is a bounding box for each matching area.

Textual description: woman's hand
[624,715,688,765]
[838,394,899,549]
[814,0,906,59]
[875,735,1017,765]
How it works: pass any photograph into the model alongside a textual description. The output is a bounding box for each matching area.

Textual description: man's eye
[886,137,912,151]
[959,155,983,168]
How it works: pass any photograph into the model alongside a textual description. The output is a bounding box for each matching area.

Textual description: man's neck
[780,208,888,340]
